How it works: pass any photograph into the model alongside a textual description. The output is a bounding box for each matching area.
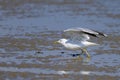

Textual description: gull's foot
[82,57,91,63]
[86,54,91,58]
[73,55,91,62]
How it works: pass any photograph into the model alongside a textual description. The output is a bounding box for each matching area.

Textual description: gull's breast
[64,43,81,50]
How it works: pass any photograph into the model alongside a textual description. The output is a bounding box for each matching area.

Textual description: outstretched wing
[64,27,107,41]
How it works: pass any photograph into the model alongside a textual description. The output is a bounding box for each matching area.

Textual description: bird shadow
[69,53,81,57]
[68,53,91,63]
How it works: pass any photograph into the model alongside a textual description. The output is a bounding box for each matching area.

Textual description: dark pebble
[36,51,44,54]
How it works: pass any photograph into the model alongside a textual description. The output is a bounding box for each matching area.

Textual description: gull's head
[55,39,68,44]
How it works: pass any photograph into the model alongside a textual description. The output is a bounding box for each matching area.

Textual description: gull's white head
[57,38,68,44]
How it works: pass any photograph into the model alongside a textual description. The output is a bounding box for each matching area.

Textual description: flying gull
[55,27,107,58]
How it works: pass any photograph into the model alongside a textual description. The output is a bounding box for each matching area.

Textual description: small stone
[61,52,65,54]
[36,51,43,54]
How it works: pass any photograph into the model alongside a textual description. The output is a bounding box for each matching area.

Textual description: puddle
[0,0,120,80]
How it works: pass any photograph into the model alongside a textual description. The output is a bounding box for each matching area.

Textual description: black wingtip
[92,30,107,37]
[98,32,107,37]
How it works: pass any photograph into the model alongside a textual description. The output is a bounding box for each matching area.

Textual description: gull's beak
[54,41,59,44]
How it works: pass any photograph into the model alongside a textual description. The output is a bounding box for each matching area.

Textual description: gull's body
[56,27,107,58]
[59,39,98,50]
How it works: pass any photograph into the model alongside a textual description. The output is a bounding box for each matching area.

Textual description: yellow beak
[54,41,59,44]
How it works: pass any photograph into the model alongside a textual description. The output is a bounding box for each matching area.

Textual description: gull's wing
[64,27,107,41]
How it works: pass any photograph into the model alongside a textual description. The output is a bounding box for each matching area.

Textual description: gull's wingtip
[102,33,108,37]
[104,34,108,37]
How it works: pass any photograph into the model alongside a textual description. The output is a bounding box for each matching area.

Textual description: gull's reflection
[69,53,91,63]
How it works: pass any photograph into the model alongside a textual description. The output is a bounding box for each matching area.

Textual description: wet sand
[0,0,120,80]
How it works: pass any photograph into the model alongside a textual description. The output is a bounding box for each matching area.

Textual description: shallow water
[0,0,120,80]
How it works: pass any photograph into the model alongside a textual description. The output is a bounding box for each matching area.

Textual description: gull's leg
[82,48,91,58]
[74,48,90,61]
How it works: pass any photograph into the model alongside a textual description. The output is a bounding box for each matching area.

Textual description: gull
[56,27,107,58]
